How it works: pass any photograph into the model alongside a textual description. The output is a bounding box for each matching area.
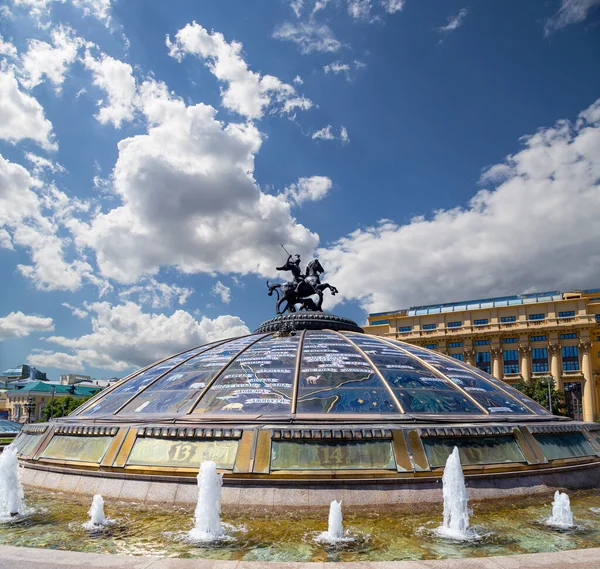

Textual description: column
[580,342,598,422]
[491,348,502,379]
[549,344,562,391]
[519,346,531,383]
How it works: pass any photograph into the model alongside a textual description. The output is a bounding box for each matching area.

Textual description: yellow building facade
[364,289,600,422]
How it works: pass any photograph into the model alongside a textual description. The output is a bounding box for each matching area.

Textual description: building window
[474,339,490,346]
[423,324,437,330]
[596,335,600,341]
[528,313,545,320]
[503,337,518,344]
[532,348,549,373]
[398,326,412,332]
[448,341,463,348]
[530,335,547,342]
[562,346,579,371]
[560,333,577,340]
[503,350,519,375]
[424,344,437,349]
[450,353,464,361]
[558,311,575,318]
[595,314,600,322]
[473,319,488,326]
[476,351,491,373]
[447,321,462,328]
[372,319,389,326]
[500,316,516,323]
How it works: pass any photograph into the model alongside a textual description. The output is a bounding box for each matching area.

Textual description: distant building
[5,382,101,423]
[364,289,600,422]
[60,374,120,388]
[59,374,92,385]
[0,365,47,388]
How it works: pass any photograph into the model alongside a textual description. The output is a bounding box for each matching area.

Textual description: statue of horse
[267,258,338,314]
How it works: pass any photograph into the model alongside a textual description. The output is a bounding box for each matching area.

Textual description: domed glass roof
[75,331,552,420]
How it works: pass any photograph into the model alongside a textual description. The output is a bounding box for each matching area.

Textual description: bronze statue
[267,248,338,314]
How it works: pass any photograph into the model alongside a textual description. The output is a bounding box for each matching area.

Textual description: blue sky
[0,0,599,379]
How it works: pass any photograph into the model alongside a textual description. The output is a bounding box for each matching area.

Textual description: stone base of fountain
[19,460,600,510]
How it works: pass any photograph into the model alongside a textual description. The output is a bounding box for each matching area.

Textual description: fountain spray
[188,461,225,541]
[0,446,24,518]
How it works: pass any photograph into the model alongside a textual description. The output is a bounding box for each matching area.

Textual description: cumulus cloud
[118,278,193,308]
[319,97,600,312]
[545,0,600,34]
[70,78,319,283]
[83,48,137,127]
[19,26,84,91]
[38,301,250,370]
[438,8,468,34]
[28,349,83,370]
[0,35,17,57]
[0,70,57,150]
[212,280,231,304]
[62,302,88,318]
[283,175,333,205]
[25,152,65,175]
[273,21,342,54]
[0,311,54,340]
[167,22,312,120]
[12,0,112,27]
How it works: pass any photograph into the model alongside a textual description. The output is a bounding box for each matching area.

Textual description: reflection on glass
[115,336,262,415]
[194,335,299,414]
[385,339,536,414]
[346,334,481,415]
[534,433,594,460]
[40,435,113,463]
[127,438,238,469]
[13,433,42,456]
[296,331,399,414]
[80,346,207,416]
[271,440,395,470]
[423,436,525,467]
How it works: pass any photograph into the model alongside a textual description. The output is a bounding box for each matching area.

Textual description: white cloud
[283,176,333,205]
[0,35,17,58]
[290,0,303,17]
[28,349,83,370]
[12,0,112,27]
[292,75,303,85]
[545,0,600,34]
[348,0,372,20]
[25,152,65,175]
[273,21,342,54]
[71,78,319,283]
[212,280,231,304]
[83,49,137,127]
[19,26,84,91]
[167,21,312,120]
[319,97,600,312]
[0,311,54,340]
[41,301,250,370]
[312,125,335,140]
[438,8,468,33]
[62,302,88,318]
[312,125,349,143]
[0,70,57,150]
[323,60,365,81]
[381,0,404,14]
[118,278,193,308]
[313,0,330,13]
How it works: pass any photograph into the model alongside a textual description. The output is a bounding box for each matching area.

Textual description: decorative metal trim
[528,424,585,434]
[22,424,48,434]
[271,427,392,440]
[54,425,118,436]
[419,425,514,437]
[135,426,242,439]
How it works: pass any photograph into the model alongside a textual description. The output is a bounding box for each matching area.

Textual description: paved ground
[0,546,598,569]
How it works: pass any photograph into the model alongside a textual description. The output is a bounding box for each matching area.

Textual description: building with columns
[364,289,600,422]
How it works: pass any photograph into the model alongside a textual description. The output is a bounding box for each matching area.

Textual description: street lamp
[49,386,56,421]
[544,377,553,413]
[24,397,36,424]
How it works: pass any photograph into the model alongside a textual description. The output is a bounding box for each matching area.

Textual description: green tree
[514,376,565,415]
[41,394,94,421]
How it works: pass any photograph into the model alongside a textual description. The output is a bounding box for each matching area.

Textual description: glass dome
[75,330,551,421]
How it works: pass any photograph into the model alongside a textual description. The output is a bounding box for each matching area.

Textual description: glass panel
[127,438,238,469]
[344,335,481,415]
[423,436,525,468]
[80,346,209,416]
[271,440,395,470]
[534,433,594,460]
[194,335,299,415]
[386,340,547,415]
[116,336,262,415]
[41,435,112,463]
[12,433,42,456]
[296,331,399,414]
